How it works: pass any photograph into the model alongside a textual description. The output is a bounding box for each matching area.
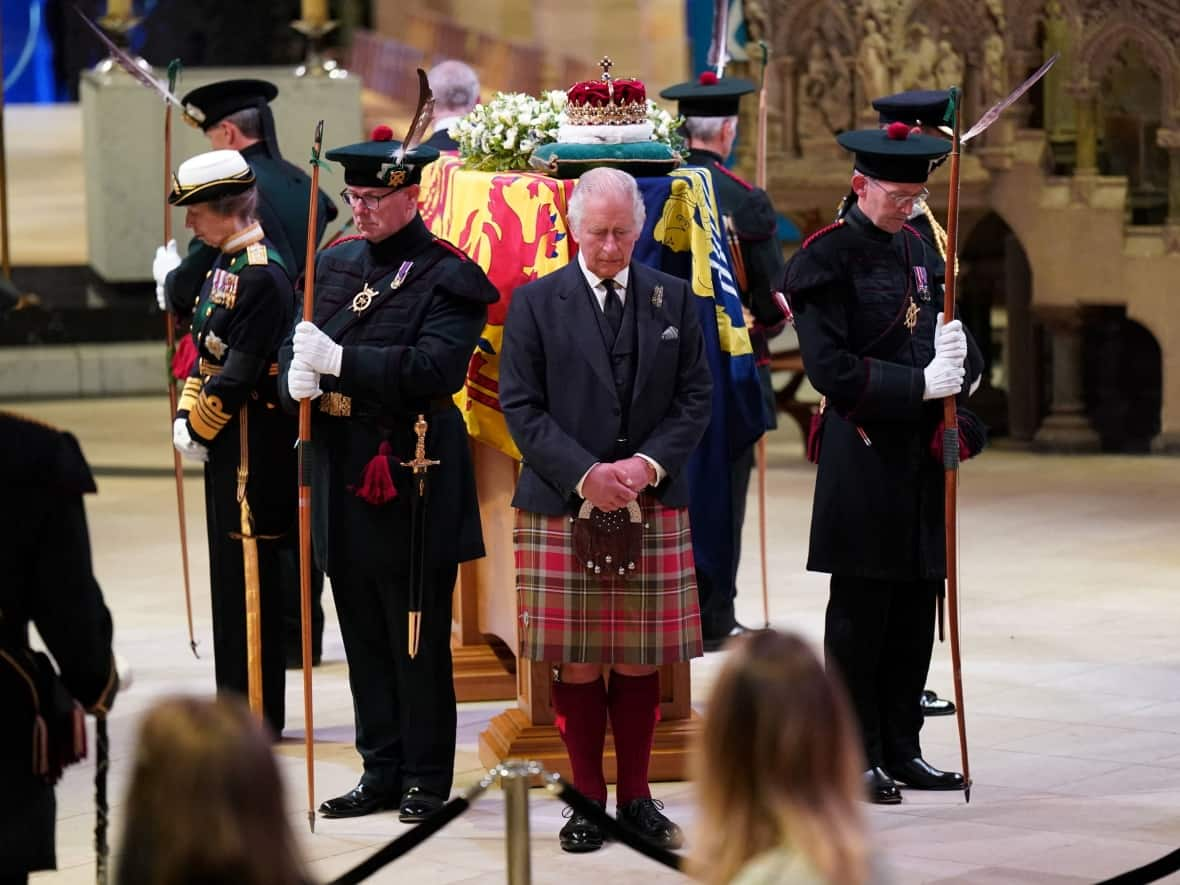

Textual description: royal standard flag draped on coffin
[419,158,767,595]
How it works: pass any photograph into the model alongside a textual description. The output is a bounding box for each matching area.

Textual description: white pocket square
[660,326,679,341]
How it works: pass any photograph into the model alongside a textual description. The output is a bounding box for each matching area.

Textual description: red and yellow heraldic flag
[419,157,576,459]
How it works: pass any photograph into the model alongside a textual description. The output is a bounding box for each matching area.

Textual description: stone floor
[10,395,1180,884]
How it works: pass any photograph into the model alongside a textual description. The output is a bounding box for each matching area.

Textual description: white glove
[923,355,966,401]
[172,418,209,462]
[287,357,323,401]
[293,321,343,377]
[153,239,181,312]
[933,312,967,363]
[114,653,133,692]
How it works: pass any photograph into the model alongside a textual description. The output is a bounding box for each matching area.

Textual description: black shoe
[921,689,955,716]
[702,623,749,653]
[886,757,965,790]
[864,766,902,804]
[398,786,446,823]
[319,782,398,818]
[617,798,684,849]
[559,802,605,853]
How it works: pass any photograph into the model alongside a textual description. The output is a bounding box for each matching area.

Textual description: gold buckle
[319,392,352,417]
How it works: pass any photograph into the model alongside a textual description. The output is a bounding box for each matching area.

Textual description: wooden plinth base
[452,642,516,703]
[478,707,699,783]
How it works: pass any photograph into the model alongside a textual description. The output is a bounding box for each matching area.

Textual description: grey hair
[684,115,736,141]
[222,107,262,139]
[427,60,481,114]
[209,186,258,222]
[567,167,645,235]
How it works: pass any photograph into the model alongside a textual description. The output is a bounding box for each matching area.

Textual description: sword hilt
[400,413,440,495]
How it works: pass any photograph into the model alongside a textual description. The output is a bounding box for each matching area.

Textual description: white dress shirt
[572,252,665,497]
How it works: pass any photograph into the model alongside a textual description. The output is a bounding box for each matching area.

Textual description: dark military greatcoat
[278,214,498,799]
[785,204,982,581]
[0,414,117,877]
[177,224,296,734]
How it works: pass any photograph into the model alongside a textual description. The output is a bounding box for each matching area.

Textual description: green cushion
[529,141,681,179]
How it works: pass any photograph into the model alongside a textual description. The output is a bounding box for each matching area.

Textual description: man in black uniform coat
[0,410,118,884]
[659,73,787,649]
[783,126,983,804]
[170,149,296,736]
[834,89,967,719]
[154,79,338,667]
[279,127,499,821]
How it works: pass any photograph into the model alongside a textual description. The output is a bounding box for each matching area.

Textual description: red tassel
[172,336,198,379]
[352,442,398,505]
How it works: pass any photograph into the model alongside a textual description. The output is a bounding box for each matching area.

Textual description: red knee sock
[551,677,608,804]
[607,671,661,806]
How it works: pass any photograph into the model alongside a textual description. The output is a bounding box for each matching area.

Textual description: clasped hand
[581,457,655,512]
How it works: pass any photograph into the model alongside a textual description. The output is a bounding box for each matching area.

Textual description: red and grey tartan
[514,494,703,665]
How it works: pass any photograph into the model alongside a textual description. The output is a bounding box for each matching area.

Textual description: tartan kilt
[514,494,703,665]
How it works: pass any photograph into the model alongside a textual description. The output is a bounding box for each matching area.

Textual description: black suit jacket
[500,260,712,515]
[423,129,460,152]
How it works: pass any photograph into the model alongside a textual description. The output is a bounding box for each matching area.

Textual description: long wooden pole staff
[753,41,771,629]
[940,86,970,802]
[163,59,198,659]
[298,119,325,833]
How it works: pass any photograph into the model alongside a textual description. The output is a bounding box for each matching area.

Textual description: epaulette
[245,242,268,266]
[324,234,365,250]
[432,237,473,262]
[711,161,753,191]
[801,219,845,250]
[901,223,922,240]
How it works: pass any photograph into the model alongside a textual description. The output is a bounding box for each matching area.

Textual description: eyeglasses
[866,178,929,208]
[339,188,399,211]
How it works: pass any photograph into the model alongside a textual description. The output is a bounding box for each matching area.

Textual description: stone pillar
[1033,305,1100,451]
[1155,127,1180,226]
[1067,77,1098,174]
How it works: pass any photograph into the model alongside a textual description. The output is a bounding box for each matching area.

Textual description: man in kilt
[500,167,712,853]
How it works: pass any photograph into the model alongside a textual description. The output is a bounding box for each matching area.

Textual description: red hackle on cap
[370,124,394,142]
[886,121,912,140]
[698,71,719,85]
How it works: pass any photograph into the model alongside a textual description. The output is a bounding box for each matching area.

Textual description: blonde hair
[691,631,869,885]
[115,696,308,885]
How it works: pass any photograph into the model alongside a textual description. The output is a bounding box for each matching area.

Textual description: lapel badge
[351,281,378,314]
[913,266,930,301]
[651,284,664,309]
[204,330,227,359]
[391,260,413,290]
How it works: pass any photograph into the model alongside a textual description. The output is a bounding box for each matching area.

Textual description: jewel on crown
[565,56,648,127]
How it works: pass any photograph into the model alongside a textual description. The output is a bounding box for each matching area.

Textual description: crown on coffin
[565,56,648,126]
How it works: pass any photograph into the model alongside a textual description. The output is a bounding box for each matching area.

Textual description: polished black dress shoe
[398,786,446,823]
[864,766,902,804]
[559,801,605,853]
[702,623,749,653]
[319,783,397,818]
[886,757,965,790]
[285,649,322,669]
[921,688,955,716]
[617,798,684,849]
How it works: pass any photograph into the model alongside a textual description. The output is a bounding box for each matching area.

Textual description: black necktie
[602,278,623,341]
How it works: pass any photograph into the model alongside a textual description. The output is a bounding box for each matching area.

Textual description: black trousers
[330,562,458,798]
[205,465,290,736]
[825,574,938,768]
[280,549,325,660]
[697,442,756,637]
